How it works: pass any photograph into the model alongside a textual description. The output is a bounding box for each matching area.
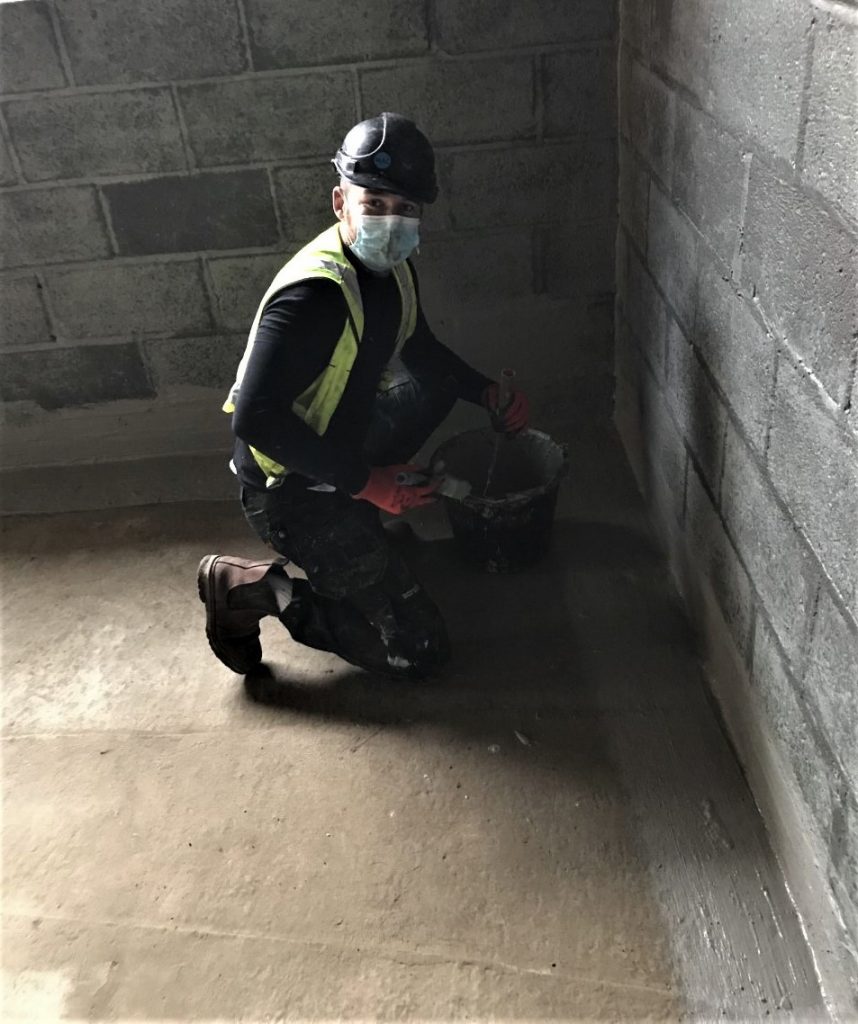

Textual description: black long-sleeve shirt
[231,246,490,494]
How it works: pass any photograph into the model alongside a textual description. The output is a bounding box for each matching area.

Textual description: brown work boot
[197,555,289,674]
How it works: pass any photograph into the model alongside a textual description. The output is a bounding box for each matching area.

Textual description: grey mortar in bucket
[431,428,568,573]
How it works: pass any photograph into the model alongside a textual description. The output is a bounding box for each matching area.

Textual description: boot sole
[197,555,262,674]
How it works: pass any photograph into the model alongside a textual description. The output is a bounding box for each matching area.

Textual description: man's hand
[482,383,530,435]
[352,464,439,516]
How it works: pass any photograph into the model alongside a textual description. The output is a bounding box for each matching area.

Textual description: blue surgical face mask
[347,212,420,272]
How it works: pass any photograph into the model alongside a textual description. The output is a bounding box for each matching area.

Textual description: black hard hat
[333,112,438,204]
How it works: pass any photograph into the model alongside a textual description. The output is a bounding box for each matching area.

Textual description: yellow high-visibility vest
[224,224,418,487]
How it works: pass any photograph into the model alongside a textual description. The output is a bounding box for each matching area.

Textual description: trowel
[395,468,472,503]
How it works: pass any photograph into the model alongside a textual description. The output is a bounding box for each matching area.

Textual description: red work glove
[482,383,530,435]
[352,464,439,516]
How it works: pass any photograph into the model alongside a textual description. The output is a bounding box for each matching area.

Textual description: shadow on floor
[0,432,824,1019]
[228,516,823,1020]
[239,519,692,726]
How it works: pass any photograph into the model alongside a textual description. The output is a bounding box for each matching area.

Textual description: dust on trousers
[241,362,458,680]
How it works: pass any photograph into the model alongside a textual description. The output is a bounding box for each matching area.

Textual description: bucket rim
[432,426,568,508]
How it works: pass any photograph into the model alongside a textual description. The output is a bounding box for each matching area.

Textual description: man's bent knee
[394,589,451,678]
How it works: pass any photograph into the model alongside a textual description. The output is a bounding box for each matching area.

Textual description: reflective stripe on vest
[223,224,418,487]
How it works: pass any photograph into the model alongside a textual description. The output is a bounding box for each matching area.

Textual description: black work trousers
[240,361,458,679]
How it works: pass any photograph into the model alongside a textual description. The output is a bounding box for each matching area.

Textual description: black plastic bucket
[432,428,568,573]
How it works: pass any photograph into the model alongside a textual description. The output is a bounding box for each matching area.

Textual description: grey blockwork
[144,334,248,393]
[618,140,649,253]
[207,252,291,332]
[415,230,535,308]
[685,464,754,659]
[651,0,711,103]
[0,274,53,348]
[244,0,429,69]
[646,183,697,331]
[664,315,726,498]
[805,589,858,794]
[544,47,617,139]
[447,140,616,231]
[803,15,858,225]
[104,170,279,255]
[627,59,675,188]
[0,1,66,94]
[542,217,616,298]
[360,56,536,147]
[640,362,687,528]
[0,342,154,409]
[721,420,818,670]
[0,186,111,269]
[4,89,188,182]
[624,247,667,380]
[47,261,213,340]
[0,129,20,186]
[752,615,858,944]
[178,73,357,167]
[742,162,857,407]
[1,0,617,433]
[614,228,628,309]
[272,163,338,243]
[615,0,858,960]
[433,0,615,53]
[767,359,858,621]
[54,0,247,86]
[620,0,652,60]
[672,100,746,267]
[614,327,687,530]
[707,0,811,165]
[694,256,776,455]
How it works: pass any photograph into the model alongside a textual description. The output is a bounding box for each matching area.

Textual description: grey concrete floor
[1,428,827,1021]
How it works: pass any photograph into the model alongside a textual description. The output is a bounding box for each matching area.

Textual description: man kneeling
[198,113,529,681]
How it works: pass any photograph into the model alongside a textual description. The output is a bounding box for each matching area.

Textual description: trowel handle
[497,368,517,412]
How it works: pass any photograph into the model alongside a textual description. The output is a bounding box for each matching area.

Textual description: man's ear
[332,185,346,220]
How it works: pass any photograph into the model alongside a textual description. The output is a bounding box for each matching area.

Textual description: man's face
[333,184,421,244]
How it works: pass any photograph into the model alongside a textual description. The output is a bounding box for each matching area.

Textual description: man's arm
[400,264,530,434]
[400,307,493,403]
[231,280,371,494]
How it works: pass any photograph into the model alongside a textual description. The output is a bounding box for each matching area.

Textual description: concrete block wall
[0,0,617,503]
[615,0,858,1001]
